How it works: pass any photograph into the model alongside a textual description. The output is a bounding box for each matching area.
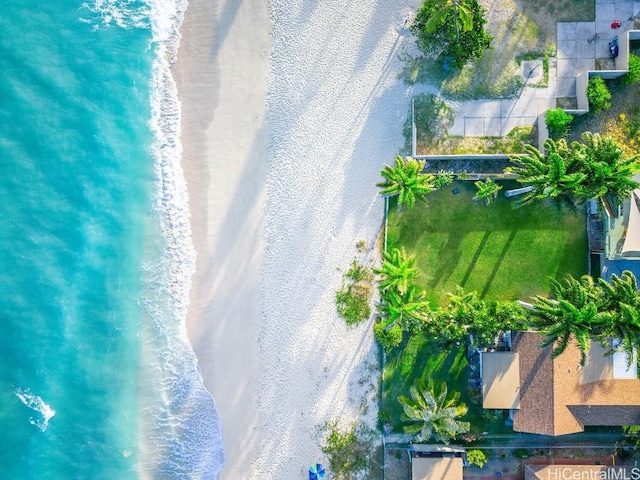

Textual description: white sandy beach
[175,0,420,478]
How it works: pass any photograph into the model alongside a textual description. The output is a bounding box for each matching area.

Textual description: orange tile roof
[512,331,640,436]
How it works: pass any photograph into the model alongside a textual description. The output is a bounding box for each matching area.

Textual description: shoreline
[174,0,419,477]
[172,0,270,478]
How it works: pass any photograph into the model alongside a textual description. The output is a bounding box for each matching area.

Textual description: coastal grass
[386,180,588,307]
[417,126,537,155]
[336,260,373,325]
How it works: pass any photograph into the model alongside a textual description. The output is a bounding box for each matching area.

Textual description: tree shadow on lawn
[387,181,587,305]
[382,333,512,435]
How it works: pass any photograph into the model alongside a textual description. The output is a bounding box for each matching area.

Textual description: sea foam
[80,0,225,477]
[14,387,56,432]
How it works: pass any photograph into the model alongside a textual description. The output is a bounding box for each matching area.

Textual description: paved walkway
[447,0,640,139]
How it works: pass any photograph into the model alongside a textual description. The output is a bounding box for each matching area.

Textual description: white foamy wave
[78,0,225,476]
[14,387,56,432]
[79,0,152,29]
[137,0,226,478]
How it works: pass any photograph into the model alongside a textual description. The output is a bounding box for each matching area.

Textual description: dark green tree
[597,271,640,360]
[529,275,605,362]
[411,0,492,69]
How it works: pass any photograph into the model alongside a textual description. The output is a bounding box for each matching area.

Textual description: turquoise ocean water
[0,1,224,478]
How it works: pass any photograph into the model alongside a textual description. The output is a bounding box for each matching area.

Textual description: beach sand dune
[175,0,419,478]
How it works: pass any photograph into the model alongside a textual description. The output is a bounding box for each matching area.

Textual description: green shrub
[545,108,573,139]
[321,421,370,479]
[586,76,612,113]
[336,260,373,325]
[374,321,403,349]
[621,53,640,85]
[467,449,488,468]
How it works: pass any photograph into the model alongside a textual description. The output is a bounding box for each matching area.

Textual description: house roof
[512,331,640,436]
[411,456,462,480]
[512,332,556,435]
[622,189,640,257]
[411,445,464,480]
[481,352,520,409]
[525,465,635,480]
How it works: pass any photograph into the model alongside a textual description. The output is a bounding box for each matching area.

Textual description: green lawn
[387,180,588,306]
[381,332,512,436]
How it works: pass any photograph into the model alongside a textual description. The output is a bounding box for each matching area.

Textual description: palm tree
[421,0,474,42]
[378,155,436,210]
[529,275,605,362]
[473,178,502,205]
[398,379,470,444]
[597,271,640,359]
[378,284,430,332]
[373,247,418,294]
[572,132,640,202]
[505,140,585,207]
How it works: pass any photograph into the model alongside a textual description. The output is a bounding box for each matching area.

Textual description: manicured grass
[381,333,512,435]
[387,180,588,306]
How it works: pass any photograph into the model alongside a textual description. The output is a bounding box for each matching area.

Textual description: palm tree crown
[529,275,604,362]
[506,140,585,207]
[378,284,430,332]
[378,155,436,210]
[399,379,470,444]
[473,177,502,205]
[421,0,473,42]
[572,132,640,202]
[374,247,418,294]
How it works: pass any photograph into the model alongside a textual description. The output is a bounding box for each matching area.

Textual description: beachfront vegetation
[321,421,374,480]
[587,76,612,113]
[336,260,373,325]
[377,155,455,210]
[398,379,470,444]
[411,0,492,69]
[377,285,430,339]
[378,156,436,210]
[374,247,417,295]
[506,134,640,207]
[382,333,514,437]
